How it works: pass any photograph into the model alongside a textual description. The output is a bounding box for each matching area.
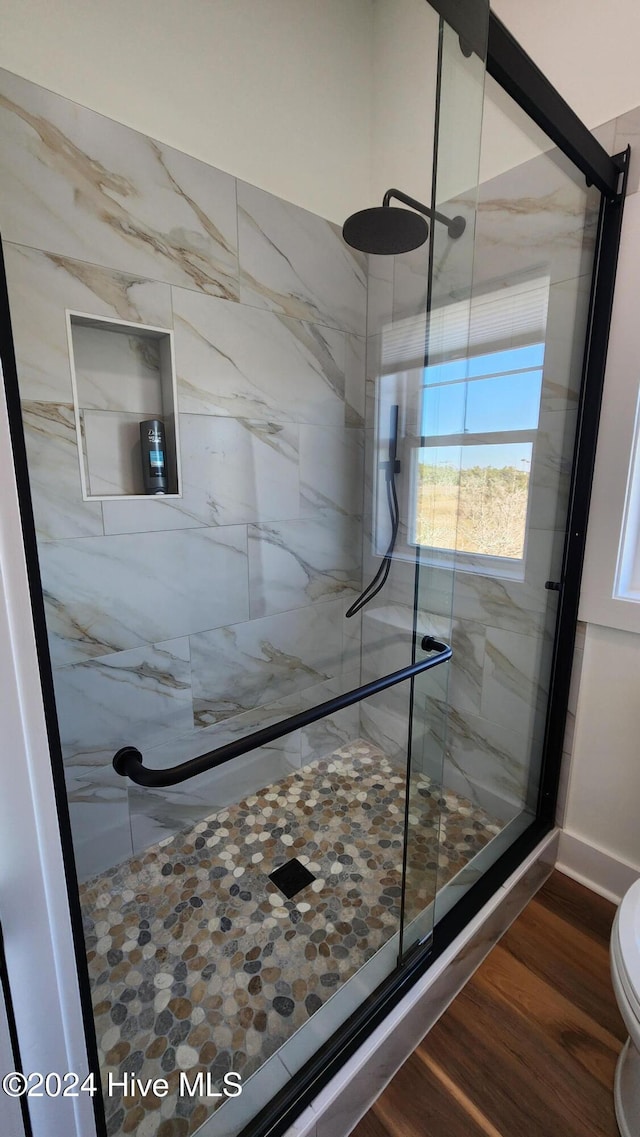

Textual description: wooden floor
[351,871,626,1137]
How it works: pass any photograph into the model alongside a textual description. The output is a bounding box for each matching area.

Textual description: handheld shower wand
[346,404,401,619]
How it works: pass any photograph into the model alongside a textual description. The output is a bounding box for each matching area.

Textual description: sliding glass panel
[401,11,488,951]
[414,67,602,927]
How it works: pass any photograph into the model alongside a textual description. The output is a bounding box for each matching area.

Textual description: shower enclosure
[0,2,627,1136]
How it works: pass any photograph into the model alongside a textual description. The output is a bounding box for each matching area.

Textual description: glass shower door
[404,32,604,937]
[399,10,488,951]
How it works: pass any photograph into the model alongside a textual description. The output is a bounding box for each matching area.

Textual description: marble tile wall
[0,67,368,879]
[360,137,600,825]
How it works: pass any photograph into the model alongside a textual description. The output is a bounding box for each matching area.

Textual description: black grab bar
[113,636,452,788]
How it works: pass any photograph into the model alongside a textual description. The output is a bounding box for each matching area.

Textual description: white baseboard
[557,830,640,904]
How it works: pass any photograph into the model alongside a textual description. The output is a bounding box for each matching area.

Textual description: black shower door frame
[0,4,628,1137]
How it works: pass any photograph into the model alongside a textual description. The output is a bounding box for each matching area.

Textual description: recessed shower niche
[66,311,180,498]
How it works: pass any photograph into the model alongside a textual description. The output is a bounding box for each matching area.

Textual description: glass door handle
[544,580,562,591]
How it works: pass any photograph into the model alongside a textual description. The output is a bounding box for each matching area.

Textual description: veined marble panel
[432,695,534,812]
[269,670,362,765]
[40,525,248,665]
[237,179,366,335]
[53,638,192,778]
[248,517,361,618]
[429,198,478,309]
[72,322,163,413]
[419,563,548,638]
[541,274,591,413]
[447,617,487,716]
[345,335,366,427]
[191,600,344,728]
[128,740,301,855]
[0,68,238,297]
[299,424,364,516]
[480,626,550,738]
[102,413,300,533]
[359,696,409,769]
[366,269,394,339]
[471,149,600,291]
[21,401,103,540]
[391,241,430,324]
[528,409,578,531]
[82,409,148,496]
[173,288,346,425]
[342,597,363,676]
[67,777,133,881]
[3,243,172,403]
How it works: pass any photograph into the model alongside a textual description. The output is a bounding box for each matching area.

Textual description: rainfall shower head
[342,188,465,255]
[343,205,429,256]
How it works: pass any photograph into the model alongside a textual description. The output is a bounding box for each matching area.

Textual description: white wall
[565,625,640,869]
[493,0,640,127]
[370,0,438,205]
[0,0,374,224]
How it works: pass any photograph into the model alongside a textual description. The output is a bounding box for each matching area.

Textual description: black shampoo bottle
[140,419,168,494]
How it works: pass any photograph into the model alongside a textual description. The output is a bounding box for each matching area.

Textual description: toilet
[611,878,640,1137]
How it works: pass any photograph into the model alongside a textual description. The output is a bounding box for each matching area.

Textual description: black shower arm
[113,637,452,788]
[383,188,466,239]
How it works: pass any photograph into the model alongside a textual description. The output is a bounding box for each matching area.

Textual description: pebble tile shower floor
[80,739,501,1137]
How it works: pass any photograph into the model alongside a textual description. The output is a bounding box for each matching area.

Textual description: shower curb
[284,828,559,1137]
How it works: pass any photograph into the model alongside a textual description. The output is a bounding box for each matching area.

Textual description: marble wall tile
[342,598,363,675]
[71,322,164,413]
[40,525,249,665]
[366,270,394,339]
[126,694,302,775]
[82,409,148,496]
[67,780,133,881]
[471,150,600,291]
[102,414,300,533]
[360,696,410,769]
[248,517,361,618]
[447,617,486,716]
[237,179,366,336]
[173,288,346,425]
[391,242,430,324]
[433,696,533,812]
[0,68,239,297]
[541,274,592,412]
[345,335,366,427]
[528,409,578,531]
[285,671,362,764]
[128,740,301,854]
[480,626,549,738]
[21,401,103,540]
[299,425,364,516]
[3,243,172,403]
[428,197,478,309]
[126,683,344,851]
[191,600,345,728]
[53,637,193,778]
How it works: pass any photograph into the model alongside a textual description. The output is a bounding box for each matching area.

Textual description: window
[373,276,550,578]
[413,342,544,564]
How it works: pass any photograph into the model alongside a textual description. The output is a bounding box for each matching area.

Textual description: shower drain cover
[268,858,316,899]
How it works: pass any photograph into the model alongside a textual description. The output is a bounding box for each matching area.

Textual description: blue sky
[420,342,544,469]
